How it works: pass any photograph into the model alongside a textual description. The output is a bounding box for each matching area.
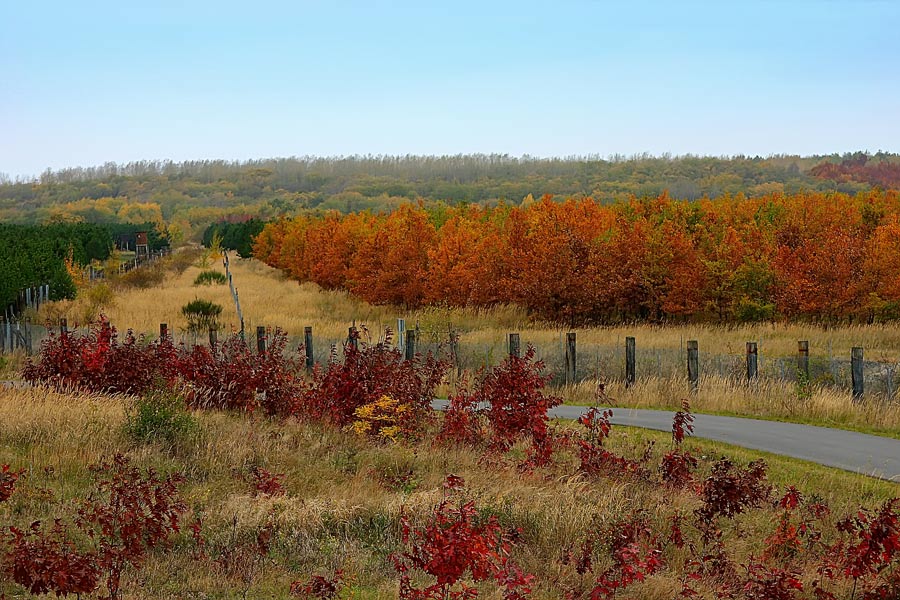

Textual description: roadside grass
[1,385,898,598]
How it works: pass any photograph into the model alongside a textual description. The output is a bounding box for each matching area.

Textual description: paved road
[433,400,900,482]
[4,381,898,482]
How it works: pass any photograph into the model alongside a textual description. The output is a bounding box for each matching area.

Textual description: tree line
[4,152,897,241]
[253,190,900,325]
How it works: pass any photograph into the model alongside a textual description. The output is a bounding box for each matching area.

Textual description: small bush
[194,270,227,286]
[119,264,165,289]
[124,389,198,447]
[181,299,223,334]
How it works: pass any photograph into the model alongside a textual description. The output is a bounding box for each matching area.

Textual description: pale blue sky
[2,0,899,178]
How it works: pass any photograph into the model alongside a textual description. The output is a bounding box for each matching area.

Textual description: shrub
[391,475,534,599]
[181,299,223,334]
[194,270,227,286]
[4,454,185,600]
[289,571,344,598]
[123,389,198,447]
[118,264,165,289]
[438,346,561,468]
[23,318,177,395]
[300,330,448,437]
[76,454,186,599]
[6,520,101,597]
[1,463,24,502]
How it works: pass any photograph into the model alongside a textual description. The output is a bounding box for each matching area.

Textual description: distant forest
[2,152,899,242]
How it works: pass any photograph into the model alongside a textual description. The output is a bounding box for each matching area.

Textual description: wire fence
[3,317,898,401]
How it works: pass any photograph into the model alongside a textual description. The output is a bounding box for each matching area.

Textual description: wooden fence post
[0,318,5,353]
[208,327,217,347]
[405,329,417,361]
[60,318,68,335]
[397,318,406,349]
[798,340,810,382]
[159,323,168,341]
[625,336,636,388]
[565,332,577,385]
[687,340,699,393]
[257,326,267,354]
[508,333,520,358]
[746,342,758,382]
[347,325,358,351]
[852,347,864,401]
[304,326,314,371]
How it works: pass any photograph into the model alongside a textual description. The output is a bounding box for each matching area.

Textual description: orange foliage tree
[253,190,900,325]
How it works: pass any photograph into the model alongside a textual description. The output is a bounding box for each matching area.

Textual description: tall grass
[0,386,896,598]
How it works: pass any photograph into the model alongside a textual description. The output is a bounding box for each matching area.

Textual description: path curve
[433,400,900,482]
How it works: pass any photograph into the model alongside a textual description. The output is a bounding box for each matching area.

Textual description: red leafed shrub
[762,488,806,563]
[439,347,561,468]
[392,475,534,599]
[740,561,804,600]
[660,400,698,487]
[660,450,698,488]
[23,319,169,395]
[565,513,664,599]
[5,519,101,597]
[672,399,695,444]
[696,459,771,526]
[24,319,306,417]
[834,498,900,583]
[0,464,24,502]
[178,328,306,416]
[75,453,186,600]
[301,331,448,436]
[248,467,286,497]
[576,408,647,480]
[289,570,344,599]
[436,379,486,447]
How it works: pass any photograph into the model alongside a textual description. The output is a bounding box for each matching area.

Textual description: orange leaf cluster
[255,191,900,324]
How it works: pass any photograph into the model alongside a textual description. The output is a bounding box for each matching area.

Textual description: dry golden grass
[0,385,897,598]
[40,254,900,357]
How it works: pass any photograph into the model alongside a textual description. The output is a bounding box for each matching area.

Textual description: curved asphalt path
[3,382,898,481]
[433,400,900,482]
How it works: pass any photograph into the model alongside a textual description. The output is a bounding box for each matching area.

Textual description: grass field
[31,252,900,437]
[1,385,897,599]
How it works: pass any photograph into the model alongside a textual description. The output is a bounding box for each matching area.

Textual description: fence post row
[687,340,699,393]
[625,336,636,388]
[746,342,758,382]
[508,333,520,358]
[798,340,810,382]
[257,326,267,354]
[851,347,864,401]
[405,329,417,361]
[565,332,576,385]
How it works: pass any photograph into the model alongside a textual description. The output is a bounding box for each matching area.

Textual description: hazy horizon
[3,0,899,179]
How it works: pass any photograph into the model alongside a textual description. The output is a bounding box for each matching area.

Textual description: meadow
[33,251,900,437]
[1,250,899,598]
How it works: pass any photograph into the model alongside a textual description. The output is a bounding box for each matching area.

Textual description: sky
[2,0,899,178]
